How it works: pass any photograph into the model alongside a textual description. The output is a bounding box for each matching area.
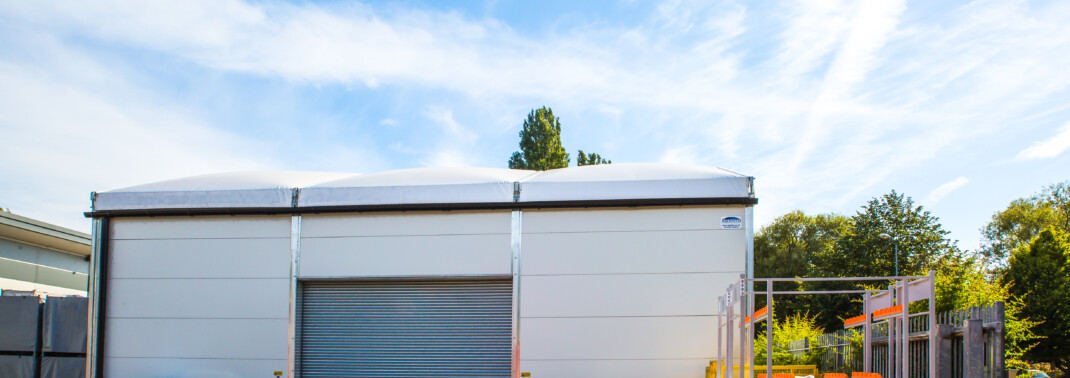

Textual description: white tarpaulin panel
[92,164,753,211]
[300,167,536,207]
[519,163,752,202]
[93,171,354,210]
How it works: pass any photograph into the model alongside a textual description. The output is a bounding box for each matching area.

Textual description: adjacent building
[0,211,90,297]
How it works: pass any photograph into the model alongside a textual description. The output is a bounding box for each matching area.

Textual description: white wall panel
[519,317,715,360]
[109,239,289,279]
[301,211,509,238]
[519,359,709,378]
[105,357,286,378]
[521,273,743,317]
[107,278,288,319]
[110,216,289,240]
[523,206,743,233]
[105,318,287,359]
[523,230,744,275]
[299,234,510,277]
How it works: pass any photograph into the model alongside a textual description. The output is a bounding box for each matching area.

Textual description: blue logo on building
[721,216,743,229]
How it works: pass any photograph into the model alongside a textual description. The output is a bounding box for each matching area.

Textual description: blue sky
[2,0,1069,251]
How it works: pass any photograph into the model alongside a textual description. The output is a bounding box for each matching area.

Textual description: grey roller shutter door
[297,279,512,378]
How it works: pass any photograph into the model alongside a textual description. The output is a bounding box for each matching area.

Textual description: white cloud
[1015,121,1070,160]
[419,106,479,167]
[1,0,1070,245]
[925,177,970,206]
[0,59,271,232]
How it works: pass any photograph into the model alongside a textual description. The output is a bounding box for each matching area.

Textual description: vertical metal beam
[287,215,302,378]
[901,278,909,378]
[739,274,747,378]
[511,210,523,378]
[888,284,895,378]
[929,271,937,378]
[85,218,103,378]
[766,279,773,376]
[864,292,871,372]
[964,319,983,378]
[744,207,754,285]
[86,217,109,378]
[717,296,723,378]
[726,284,735,378]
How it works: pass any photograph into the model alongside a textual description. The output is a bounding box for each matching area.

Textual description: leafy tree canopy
[577,150,611,166]
[756,211,850,280]
[1003,227,1070,373]
[508,107,569,171]
[817,190,959,278]
[982,182,1070,264]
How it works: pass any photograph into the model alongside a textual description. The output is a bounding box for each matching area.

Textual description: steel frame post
[901,278,909,378]
[887,284,894,378]
[726,284,735,378]
[738,274,747,378]
[287,215,302,377]
[748,281,755,378]
[766,279,772,377]
[511,210,523,378]
[864,292,871,372]
[928,271,937,378]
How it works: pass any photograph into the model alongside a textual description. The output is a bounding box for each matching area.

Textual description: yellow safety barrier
[706,362,819,378]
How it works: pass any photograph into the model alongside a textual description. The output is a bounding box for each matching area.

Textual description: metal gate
[296,279,513,378]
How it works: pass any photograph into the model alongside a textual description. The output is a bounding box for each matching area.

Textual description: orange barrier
[825,374,848,378]
[756,374,793,378]
[753,306,768,320]
[872,304,903,320]
[853,373,883,378]
[745,306,770,328]
[843,314,867,328]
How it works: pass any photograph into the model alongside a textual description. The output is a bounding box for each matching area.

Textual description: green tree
[1003,228,1070,374]
[508,107,570,170]
[819,190,959,278]
[982,182,1070,264]
[754,211,850,321]
[576,150,611,166]
[805,190,959,330]
[936,253,1039,368]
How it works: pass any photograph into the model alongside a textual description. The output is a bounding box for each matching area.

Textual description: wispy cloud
[1015,120,1070,160]
[925,177,970,206]
[1,0,1069,248]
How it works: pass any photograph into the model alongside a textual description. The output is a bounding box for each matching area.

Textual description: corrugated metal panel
[297,280,512,378]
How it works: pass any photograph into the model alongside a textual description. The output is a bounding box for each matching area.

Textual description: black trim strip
[93,218,108,378]
[84,197,757,218]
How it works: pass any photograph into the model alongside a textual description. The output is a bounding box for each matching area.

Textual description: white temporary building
[84,163,756,378]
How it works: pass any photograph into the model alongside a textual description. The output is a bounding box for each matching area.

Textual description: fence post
[993,302,1006,378]
[964,319,983,378]
[936,324,953,378]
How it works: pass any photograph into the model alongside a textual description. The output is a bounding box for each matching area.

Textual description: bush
[753,313,825,366]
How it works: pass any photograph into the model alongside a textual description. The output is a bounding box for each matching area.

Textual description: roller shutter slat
[297,280,512,377]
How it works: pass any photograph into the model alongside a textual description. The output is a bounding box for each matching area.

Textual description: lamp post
[879,233,898,276]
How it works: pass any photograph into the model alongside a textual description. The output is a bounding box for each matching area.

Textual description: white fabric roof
[92,164,753,212]
[300,167,536,207]
[518,163,751,203]
[93,171,355,211]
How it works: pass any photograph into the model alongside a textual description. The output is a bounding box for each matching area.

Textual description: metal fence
[0,294,88,378]
[785,303,1005,378]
